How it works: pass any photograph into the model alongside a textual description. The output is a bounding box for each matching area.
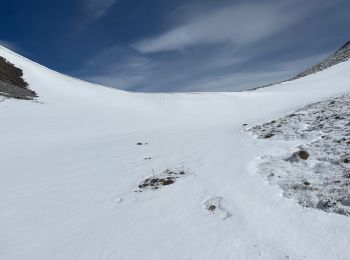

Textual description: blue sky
[1,0,350,92]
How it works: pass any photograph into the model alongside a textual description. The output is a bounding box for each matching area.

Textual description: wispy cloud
[184,52,331,92]
[132,3,303,54]
[73,0,346,92]
[75,46,155,90]
[75,43,328,92]
[81,0,117,21]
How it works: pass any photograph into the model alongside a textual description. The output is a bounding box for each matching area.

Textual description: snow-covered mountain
[0,45,350,260]
[254,40,350,90]
[292,40,350,80]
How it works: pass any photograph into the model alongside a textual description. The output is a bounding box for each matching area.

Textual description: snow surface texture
[1,44,350,259]
[247,94,350,216]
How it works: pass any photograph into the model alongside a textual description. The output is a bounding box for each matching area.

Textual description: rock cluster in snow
[136,168,190,192]
[247,93,350,216]
[0,56,37,100]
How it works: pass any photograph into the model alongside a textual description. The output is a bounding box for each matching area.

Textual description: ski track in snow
[1,45,350,259]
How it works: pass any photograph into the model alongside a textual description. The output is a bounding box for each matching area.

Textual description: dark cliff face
[291,40,350,80]
[0,56,28,89]
[0,56,37,100]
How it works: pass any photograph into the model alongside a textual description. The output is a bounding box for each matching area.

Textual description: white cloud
[75,0,338,92]
[132,3,302,54]
[82,0,117,20]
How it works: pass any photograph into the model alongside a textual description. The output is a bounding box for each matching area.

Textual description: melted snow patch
[247,93,350,216]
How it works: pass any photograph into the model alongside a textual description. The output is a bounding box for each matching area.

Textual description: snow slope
[1,45,350,259]
[254,40,350,90]
[292,40,350,80]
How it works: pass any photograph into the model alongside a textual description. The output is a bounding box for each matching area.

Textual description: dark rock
[137,169,189,191]
[263,133,274,139]
[316,200,337,209]
[160,178,174,185]
[207,205,216,211]
[294,150,309,160]
[0,56,37,100]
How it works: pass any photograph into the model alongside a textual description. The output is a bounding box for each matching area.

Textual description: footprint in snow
[203,196,231,219]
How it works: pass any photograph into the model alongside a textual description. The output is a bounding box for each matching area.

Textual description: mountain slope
[0,45,350,260]
[292,40,350,80]
[253,40,350,90]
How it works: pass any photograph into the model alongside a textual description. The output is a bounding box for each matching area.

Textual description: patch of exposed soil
[136,168,189,191]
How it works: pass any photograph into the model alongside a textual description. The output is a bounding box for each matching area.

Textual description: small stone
[160,178,175,185]
[294,150,309,160]
[207,205,216,211]
[317,200,336,209]
[263,133,274,139]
